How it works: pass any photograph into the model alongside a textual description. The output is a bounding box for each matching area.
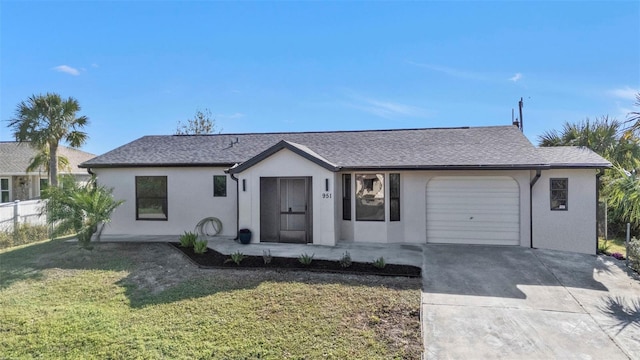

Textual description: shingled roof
[0,142,96,175]
[537,146,612,168]
[79,126,610,171]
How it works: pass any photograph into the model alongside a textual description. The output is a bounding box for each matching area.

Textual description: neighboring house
[0,142,95,203]
[80,125,611,254]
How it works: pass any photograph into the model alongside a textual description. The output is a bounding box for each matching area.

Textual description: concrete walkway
[422,245,640,359]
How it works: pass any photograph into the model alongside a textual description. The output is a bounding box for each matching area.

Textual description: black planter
[238,229,252,244]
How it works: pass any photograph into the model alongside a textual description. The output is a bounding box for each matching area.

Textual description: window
[1,178,9,203]
[389,173,400,221]
[355,174,384,221]
[550,178,568,211]
[342,174,351,220]
[214,175,227,197]
[39,179,48,197]
[136,176,168,220]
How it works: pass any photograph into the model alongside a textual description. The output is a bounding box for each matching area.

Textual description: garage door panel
[428,230,520,241]
[427,220,520,230]
[426,176,520,245]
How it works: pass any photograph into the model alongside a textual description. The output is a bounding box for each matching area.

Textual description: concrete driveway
[422,245,640,359]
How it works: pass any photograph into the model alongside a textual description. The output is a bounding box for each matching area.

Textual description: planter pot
[238,229,252,244]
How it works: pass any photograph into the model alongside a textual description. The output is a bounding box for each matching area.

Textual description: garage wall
[532,168,597,254]
[94,167,237,237]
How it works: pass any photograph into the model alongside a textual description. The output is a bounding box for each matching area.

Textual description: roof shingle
[80,126,611,170]
[0,142,95,175]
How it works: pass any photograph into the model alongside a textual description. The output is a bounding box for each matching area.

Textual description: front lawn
[0,240,422,359]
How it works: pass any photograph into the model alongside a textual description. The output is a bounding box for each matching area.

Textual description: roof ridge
[144,125,517,138]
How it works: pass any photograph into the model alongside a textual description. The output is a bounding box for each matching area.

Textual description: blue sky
[1,1,638,156]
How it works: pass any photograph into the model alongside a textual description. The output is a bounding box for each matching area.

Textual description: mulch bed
[170,243,421,277]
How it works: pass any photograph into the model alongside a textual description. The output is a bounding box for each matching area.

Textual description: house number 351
[322,193,332,199]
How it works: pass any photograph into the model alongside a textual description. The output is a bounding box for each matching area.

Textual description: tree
[604,167,640,233]
[175,108,216,135]
[626,92,640,133]
[26,145,71,175]
[8,93,89,187]
[44,175,124,249]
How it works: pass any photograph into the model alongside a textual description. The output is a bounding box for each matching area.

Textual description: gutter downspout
[595,169,604,254]
[530,169,542,248]
[228,172,240,241]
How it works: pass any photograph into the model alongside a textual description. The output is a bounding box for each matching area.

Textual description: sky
[1,1,639,156]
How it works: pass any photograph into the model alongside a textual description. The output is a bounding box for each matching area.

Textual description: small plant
[225,251,246,265]
[611,252,625,260]
[263,249,272,264]
[339,251,352,268]
[179,231,198,248]
[298,252,314,265]
[598,240,611,254]
[372,257,386,269]
[193,239,208,254]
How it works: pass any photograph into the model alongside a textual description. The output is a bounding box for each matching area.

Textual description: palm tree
[627,93,640,133]
[604,167,640,233]
[26,145,71,175]
[45,175,124,248]
[8,93,89,187]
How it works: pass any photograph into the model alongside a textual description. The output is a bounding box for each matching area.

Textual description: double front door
[260,177,312,243]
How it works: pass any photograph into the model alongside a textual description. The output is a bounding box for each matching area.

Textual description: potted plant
[238,228,252,244]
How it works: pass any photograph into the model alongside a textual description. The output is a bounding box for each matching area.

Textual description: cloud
[91,63,99,68]
[52,65,80,76]
[509,73,523,82]
[345,92,429,119]
[608,86,638,101]
[216,112,245,120]
[407,61,488,81]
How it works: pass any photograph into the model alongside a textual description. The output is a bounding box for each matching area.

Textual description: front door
[260,177,312,243]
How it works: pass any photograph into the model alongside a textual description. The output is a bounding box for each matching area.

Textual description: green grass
[0,240,422,359]
[599,238,628,257]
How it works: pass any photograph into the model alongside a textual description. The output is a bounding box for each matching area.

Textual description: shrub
[263,249,272,264]
[298,253,314,265]
[44,175,124,249]
[179,231,198,248]
[225,251,246,265]
[193,239,208,254]
[629,237,640,272]
[339,251,352,268]
[0,224,50,250]
[372,257,386,269]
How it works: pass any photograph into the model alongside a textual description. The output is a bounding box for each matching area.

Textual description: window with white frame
[1,178,9,203]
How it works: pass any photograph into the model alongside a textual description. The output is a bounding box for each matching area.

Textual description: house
[79,125,611,254]
[0,142,95,203]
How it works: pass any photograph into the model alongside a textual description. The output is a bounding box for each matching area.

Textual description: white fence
[0,200,47,232]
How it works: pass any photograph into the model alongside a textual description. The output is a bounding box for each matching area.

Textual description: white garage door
[426,176,520,245]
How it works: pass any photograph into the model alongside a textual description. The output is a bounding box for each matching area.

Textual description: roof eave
[79,162,238,169]
[339,164,552,171]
